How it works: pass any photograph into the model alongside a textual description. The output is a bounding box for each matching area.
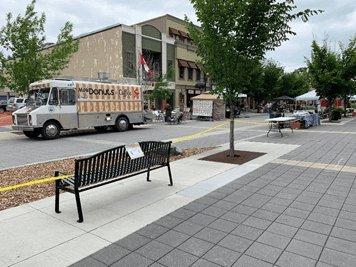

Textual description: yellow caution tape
[0,174,72,193]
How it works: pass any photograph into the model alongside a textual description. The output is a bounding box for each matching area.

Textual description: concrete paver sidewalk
[1,118,356,266]
[72,119,356,267]
[1,140,296,266]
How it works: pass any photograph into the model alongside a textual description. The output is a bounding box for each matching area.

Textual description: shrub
[331,108,342,120]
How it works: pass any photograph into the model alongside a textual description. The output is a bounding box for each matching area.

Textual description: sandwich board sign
[193,100,213,117]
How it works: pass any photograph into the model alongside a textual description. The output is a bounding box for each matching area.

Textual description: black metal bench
[54,141,173,223]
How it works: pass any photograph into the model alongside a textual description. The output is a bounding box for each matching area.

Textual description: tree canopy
[148,66,174,104]
[261,61,284,100]
[0,0,78,93]
[242,61,310,103]
[307,37,356,108]
[274,68,310,99]
[339,37,356,98]
[187,0,321,156]
[187,0,321,102]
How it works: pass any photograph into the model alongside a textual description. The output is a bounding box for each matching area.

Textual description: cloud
[0,0,355,72]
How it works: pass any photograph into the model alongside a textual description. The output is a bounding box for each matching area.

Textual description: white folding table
[265,117,297,137]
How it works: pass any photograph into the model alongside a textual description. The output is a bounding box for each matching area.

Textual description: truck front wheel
[23,129,40,139]
[42,121,61,139]
[115,116,129,132]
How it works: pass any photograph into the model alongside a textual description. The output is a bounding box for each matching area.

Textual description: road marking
[171,120,265,144]
[171,121,230,144]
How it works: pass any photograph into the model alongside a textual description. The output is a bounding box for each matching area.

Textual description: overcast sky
[1,0,355,72]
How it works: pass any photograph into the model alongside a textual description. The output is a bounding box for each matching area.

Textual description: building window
[188,68,193,80]
[124,51,135,77]
[122,32,136,78]
[179,66,185,79]
[167,59,174,81]
[196,69,201,82]
[167,59,173,69]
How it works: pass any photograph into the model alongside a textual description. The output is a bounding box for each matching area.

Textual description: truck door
[58,88,78,129]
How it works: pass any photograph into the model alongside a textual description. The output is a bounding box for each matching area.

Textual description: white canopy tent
[295,90,319,101]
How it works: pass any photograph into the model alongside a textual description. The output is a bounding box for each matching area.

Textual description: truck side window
[60,89,76,105]
[49,88,58,105]
[68,89,76,105]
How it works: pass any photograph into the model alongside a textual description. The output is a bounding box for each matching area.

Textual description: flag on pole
[140,54,150,73]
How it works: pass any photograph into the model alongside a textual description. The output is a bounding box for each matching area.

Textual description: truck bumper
[12,125,37,131]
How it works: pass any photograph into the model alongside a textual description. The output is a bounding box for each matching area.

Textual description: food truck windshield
[27,88,51,106]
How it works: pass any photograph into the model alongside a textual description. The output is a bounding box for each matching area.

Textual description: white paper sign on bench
[126,143,145,159]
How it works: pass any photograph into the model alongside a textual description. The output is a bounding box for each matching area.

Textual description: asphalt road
[0,114,269,170]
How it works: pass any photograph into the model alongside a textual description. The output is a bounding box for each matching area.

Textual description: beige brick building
[1,14,210,107]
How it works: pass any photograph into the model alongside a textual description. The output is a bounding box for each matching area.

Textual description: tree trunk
[328,97,334,122]
[229,102,235,158]
[343,95,347,117]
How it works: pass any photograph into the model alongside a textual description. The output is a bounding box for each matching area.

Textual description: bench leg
[74,190,84,223]
[267,122,272,137]
[147,167,151,182]
[167,164,173,186]
[55,179,61,214]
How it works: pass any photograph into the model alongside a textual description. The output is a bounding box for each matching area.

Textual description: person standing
[165,103,172,122]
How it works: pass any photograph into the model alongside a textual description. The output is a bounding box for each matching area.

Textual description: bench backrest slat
[108,149,115,179]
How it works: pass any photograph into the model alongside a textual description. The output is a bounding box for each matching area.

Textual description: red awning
[169,27,180,36]
[178,59,189,68]
[178,30,189,38]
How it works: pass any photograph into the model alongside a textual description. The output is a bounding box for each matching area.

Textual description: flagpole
[138,53,141,86]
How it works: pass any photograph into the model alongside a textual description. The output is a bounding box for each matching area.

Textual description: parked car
[6,97,27,112]
[0,100,7,113]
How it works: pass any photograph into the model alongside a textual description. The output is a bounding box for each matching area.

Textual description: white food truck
[12,79,145,139]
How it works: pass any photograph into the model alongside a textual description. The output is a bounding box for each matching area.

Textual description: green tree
[307,40,344,120]
[148,67,174,108]
[261,60,284,100]
[276,68,310,98]
[187,0,321,157]
[246,62,264,111]
[0,0,78,93]
[339,37,356,115]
